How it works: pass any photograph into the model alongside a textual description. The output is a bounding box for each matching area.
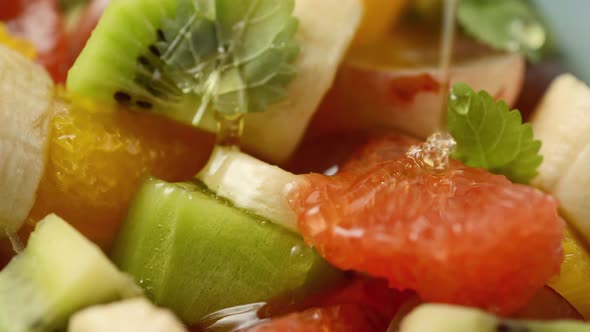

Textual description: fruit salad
[1,0,590,331]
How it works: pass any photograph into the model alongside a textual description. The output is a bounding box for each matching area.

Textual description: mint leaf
[448,83,543,183]
[156,0,299,124]
[457,0,547,61]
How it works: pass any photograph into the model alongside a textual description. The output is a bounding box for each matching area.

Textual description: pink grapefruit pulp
[289,133,564,314]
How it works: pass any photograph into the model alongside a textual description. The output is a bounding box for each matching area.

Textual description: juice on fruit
[289,133,564,314]
[0,95,214,263]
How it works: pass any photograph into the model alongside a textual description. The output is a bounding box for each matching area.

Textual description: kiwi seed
[114,91,131,104]
[136,100,153,109]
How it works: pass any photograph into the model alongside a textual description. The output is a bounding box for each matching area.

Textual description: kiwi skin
[66,0,215,128]
[112,177,342,324]
[0,214,141,332]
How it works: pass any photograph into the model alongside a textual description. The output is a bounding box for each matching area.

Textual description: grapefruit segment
[289,133,564,314]
[245,305,375,332]
[245,277,412,332]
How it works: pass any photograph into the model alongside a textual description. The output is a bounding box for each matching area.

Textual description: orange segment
[0,23,36,59]
[353,0,407,46]
[26,95,214,250]
[548,225,590,319]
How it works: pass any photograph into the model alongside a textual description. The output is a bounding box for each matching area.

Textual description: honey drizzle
[438,0,459,130]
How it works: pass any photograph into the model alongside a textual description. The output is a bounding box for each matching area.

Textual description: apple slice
[310,25,525,139]
[353,0,407,46]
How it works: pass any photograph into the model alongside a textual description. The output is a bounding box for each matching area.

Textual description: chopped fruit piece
[113,178,340,324]
[67,0,109,63]
[245,305,377,332]
[26,95,214,250]
[197,146,300,232]
[69,298,187,332]
[532,74,590,242]
[303,277,415,324]
[531,74,590,243]
[399,304,590,332]
[0,45,53,234]
[289,133,564,314]
[0,24,36,59]
[7,0,70,82]
[0,214,141,332]
[353,0,407,46]
[531,74,590,192]
[245,277,413,332]
[67,0,362,164]
[547,226,590,320]
[68,0,300,122]
[310,24,524,140]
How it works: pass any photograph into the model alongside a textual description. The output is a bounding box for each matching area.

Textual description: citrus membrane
[245,277,413,332]
[289,133,564,314]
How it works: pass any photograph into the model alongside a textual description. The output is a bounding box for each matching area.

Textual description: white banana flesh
[243,0,363,164]
[198,146,301,232]
[0,45,53,234]
[68,298,187,332]
[531,74,590,241]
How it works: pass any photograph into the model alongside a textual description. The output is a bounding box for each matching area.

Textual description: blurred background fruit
[0,94,214,266]
[5,0,69,82]
[309,22,524,140]
[353,0,407,46]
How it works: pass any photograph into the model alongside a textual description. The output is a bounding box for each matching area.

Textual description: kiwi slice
[67,0,298,129]
[0,214,141,332]
[112,177,341,324]
[400,304,590,332]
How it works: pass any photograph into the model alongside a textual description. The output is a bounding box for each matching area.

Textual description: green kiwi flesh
[112,177,341,324]
[400,304,590,332]
[0,214,141,332]
[66,0,215,129]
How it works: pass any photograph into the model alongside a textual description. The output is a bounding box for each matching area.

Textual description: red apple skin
[310,52,525,139]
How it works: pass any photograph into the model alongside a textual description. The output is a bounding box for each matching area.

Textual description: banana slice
[0,45,54,234]
[68,298,187,332]
[531,74,590,239]
[243,0,363,163]
[554,144,590,238]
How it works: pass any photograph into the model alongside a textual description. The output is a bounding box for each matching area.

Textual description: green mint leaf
[448,83,543,183]
[457,0,547,61]
[156,0,299,124]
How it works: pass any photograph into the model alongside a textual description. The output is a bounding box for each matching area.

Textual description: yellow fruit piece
[353,0,407,46]
[24,95,214,250]
[0,23,36,59]
[548,225,590,319]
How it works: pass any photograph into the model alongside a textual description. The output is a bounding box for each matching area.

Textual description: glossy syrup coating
[244,277,413,332]
[289,133,564,314]
[25,96,214,250]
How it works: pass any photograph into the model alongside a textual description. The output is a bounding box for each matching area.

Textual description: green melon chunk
[0,214,141,332]
[400,304,590,332]
[112,177,340,324]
